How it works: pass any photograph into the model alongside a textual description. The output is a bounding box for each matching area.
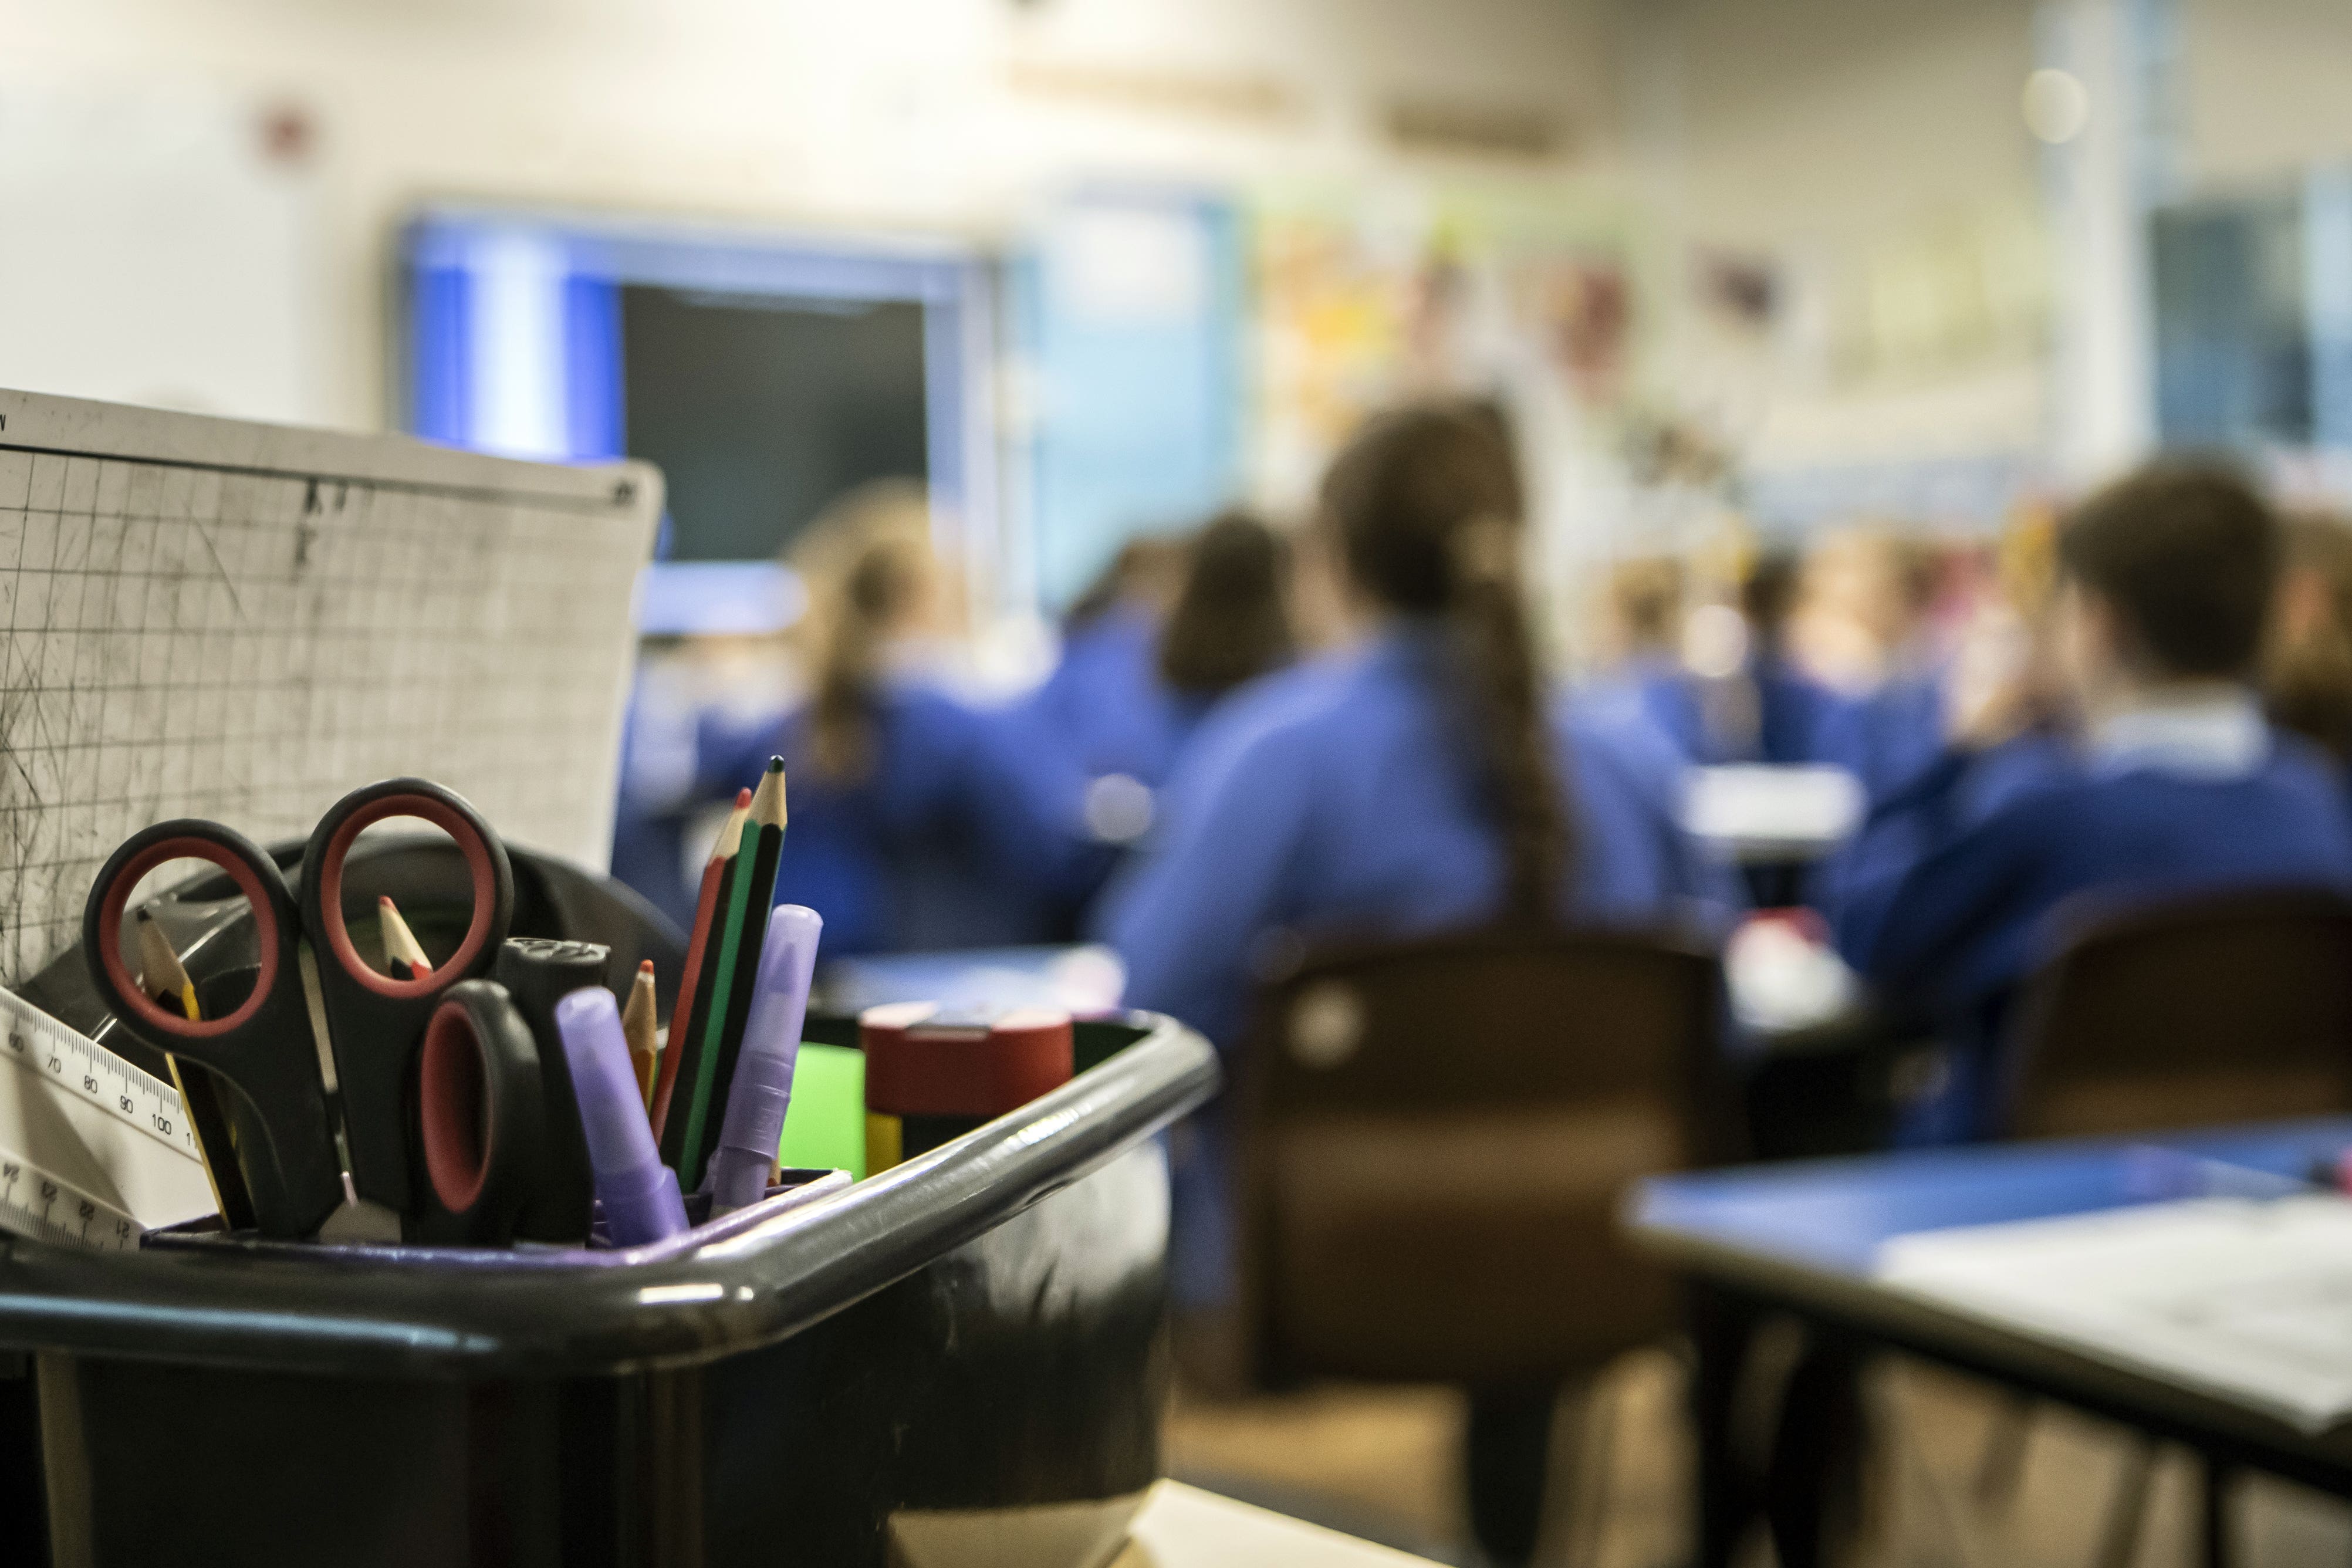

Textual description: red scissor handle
[302,779,512,996]
[85,824,292,1043]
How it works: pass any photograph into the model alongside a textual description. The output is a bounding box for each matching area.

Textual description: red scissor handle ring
[308,784,506,998]
[89,827,285,1041]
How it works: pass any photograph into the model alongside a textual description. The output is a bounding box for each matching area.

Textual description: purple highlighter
[553,987,689,1245]
[705,905,823,1215]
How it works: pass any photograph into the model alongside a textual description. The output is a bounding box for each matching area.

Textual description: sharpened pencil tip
[746,755,789,828]
[639,959,655,974]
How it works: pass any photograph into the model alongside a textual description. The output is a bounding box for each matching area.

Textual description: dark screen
[621,286,929,561]
[2152,195,2312,451]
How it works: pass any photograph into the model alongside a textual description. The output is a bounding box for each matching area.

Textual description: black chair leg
[1686,1291,1762,1568]
[1465,1384,1559,1567]
[1764,1332,1866,1568]
[2204,1459,2234,1568]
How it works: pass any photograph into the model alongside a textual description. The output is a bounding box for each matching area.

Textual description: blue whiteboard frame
[396,208,998,624]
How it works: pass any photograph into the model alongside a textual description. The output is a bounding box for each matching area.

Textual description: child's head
[1063,534,1188,633]
[2266,511,2352,762]
[1318,401,1523,617]
[1603,556,1684,664]
[1158,510,1294,698]
[2054,462,2280,705]
[792,481,946,644]
[1799,529,1941,664]
[790,481,949,779]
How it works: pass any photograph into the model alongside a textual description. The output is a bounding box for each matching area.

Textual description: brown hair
[2057,461,2280,680]
[792,481,937,781]
[1158,511,1295,697]
[2266,511,2352,763]
[1608,556,1685,659]
[1320,403,1569,924]
[1063,535,1187,633]
[1741,549,1804,660]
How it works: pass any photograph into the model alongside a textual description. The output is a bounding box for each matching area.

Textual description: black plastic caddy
[0,1011,1215,1568]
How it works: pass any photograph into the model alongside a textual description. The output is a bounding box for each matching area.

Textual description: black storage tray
[0,1010,1218,1567]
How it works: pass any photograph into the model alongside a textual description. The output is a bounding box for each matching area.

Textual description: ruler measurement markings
[0,1158,144,1253]
[0,991,198,1161]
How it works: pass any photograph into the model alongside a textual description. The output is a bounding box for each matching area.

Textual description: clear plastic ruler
[0,1155,144,1253]
[1,987,198,1158]
[0,986,214,1252]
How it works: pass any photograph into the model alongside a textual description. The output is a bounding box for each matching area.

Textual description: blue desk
[1629,1120,2352,1566]
[1634,1117,2352,1274]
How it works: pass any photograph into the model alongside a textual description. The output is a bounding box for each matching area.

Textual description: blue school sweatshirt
[1829,695,2352,1140]
[1016,603,1202,790]
[697,682,1091,957]
[1598,653,1847,768]
[1814,666,1949,804]
[1102,625,1732,1308]
[1104,626,1732,1052]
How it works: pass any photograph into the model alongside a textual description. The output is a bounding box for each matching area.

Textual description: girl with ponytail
[1316,403,1569,924]
[1106,401,1721,1566]
[1108,400,1719,1050]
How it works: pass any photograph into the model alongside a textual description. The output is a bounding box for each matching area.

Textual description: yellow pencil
[136,909,251,1229]
[623,959,661,1111]
[136,909,201,1022]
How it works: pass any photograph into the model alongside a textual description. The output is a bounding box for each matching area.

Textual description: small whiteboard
[0,388,662,984]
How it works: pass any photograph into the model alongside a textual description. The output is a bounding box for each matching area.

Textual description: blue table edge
[1628,1116,2352,1277]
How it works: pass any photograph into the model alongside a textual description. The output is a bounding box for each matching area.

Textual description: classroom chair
[1981,887,2352,1568]
[2004,886,2352,1138]
[1231,926,1738,1564]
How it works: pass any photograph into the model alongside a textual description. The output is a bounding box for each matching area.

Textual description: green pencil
[674,758,786,1189]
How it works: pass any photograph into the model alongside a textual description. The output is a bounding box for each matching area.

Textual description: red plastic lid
[860,1002,1075,1118]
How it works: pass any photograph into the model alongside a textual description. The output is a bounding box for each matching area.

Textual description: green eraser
[776,1042,866,1181]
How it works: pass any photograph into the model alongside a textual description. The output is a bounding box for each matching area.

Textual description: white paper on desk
[1877,1195,2352,1434]
[1684,765,1864,854]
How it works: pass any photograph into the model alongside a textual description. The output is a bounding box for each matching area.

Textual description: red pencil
[651,787,751,1138]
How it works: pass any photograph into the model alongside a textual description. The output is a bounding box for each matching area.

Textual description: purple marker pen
[705,904,823,1215]
[553,986,689,1245]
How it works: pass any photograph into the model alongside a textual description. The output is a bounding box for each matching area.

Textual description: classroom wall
[2181,0,2352,191]
[0,0,1619,436]
[1605,0,2048,523]
[1618,0,2039,256]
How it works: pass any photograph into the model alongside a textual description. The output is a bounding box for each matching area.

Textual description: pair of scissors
[84,778,529,1240]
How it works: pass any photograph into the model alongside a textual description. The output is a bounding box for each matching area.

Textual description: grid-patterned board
[0,388,663,986]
